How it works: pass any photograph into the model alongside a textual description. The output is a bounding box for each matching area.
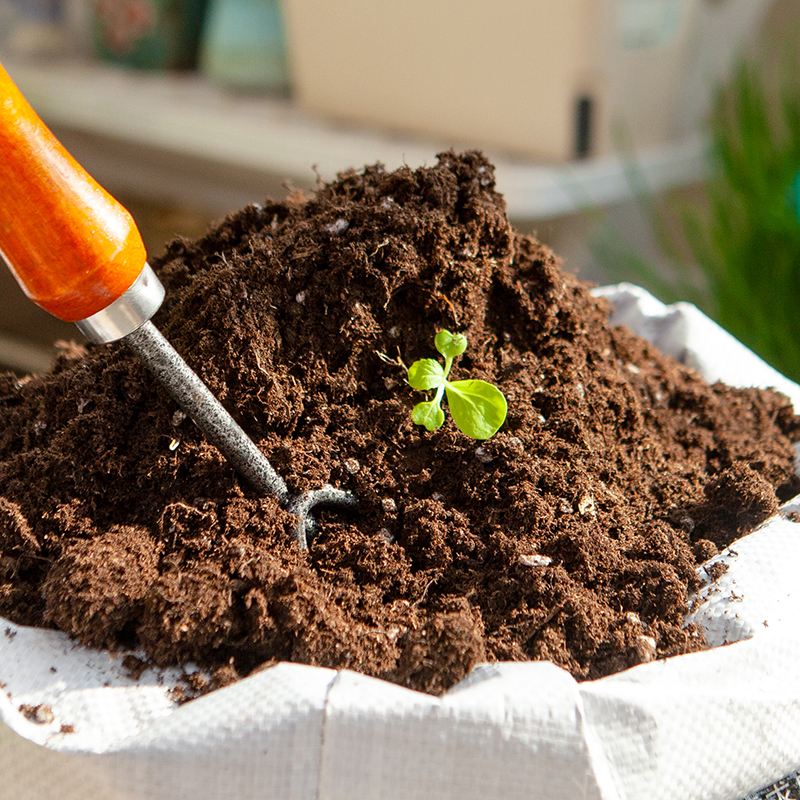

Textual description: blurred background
[0,0,798,379]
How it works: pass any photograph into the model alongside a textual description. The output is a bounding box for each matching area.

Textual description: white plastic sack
[2,283,799,800]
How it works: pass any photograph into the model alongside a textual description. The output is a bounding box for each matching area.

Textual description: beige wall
[284,0,608,162]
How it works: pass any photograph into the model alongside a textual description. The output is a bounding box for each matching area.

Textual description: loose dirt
[1,152,798,694]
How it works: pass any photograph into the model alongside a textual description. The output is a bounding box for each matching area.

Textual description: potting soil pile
[1,151,799,696]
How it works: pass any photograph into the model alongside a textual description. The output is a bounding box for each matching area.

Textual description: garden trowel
[0,62,353,546]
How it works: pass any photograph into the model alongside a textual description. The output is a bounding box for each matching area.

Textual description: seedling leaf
[445,380,507,440]
[407,358,446,391]
[435,330,467,359]
[412,400,445,431]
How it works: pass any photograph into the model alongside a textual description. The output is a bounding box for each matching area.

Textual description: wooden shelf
[4,57,709,221]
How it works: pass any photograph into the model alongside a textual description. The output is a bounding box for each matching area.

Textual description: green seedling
[407,330,507,440]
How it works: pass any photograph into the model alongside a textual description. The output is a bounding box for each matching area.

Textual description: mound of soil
[1,152,798,695]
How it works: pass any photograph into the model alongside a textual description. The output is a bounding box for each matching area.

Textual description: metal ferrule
[75,263,165,344]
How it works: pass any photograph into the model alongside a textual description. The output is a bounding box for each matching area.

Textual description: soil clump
[1,152,798,695]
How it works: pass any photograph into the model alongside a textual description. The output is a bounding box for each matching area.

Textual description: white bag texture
[1,284,799,800]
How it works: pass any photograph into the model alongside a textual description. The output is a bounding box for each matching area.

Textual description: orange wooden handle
[0,62,147,322]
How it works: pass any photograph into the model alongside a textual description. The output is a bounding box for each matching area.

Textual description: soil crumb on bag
[1,152,798,695]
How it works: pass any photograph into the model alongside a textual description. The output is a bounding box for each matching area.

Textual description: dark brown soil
[1,152,798,695]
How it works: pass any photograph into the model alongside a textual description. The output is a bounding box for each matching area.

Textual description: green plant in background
[593,56,800,382]
[407,330,507,440]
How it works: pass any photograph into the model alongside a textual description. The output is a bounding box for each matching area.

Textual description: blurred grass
[592,55,800,382]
